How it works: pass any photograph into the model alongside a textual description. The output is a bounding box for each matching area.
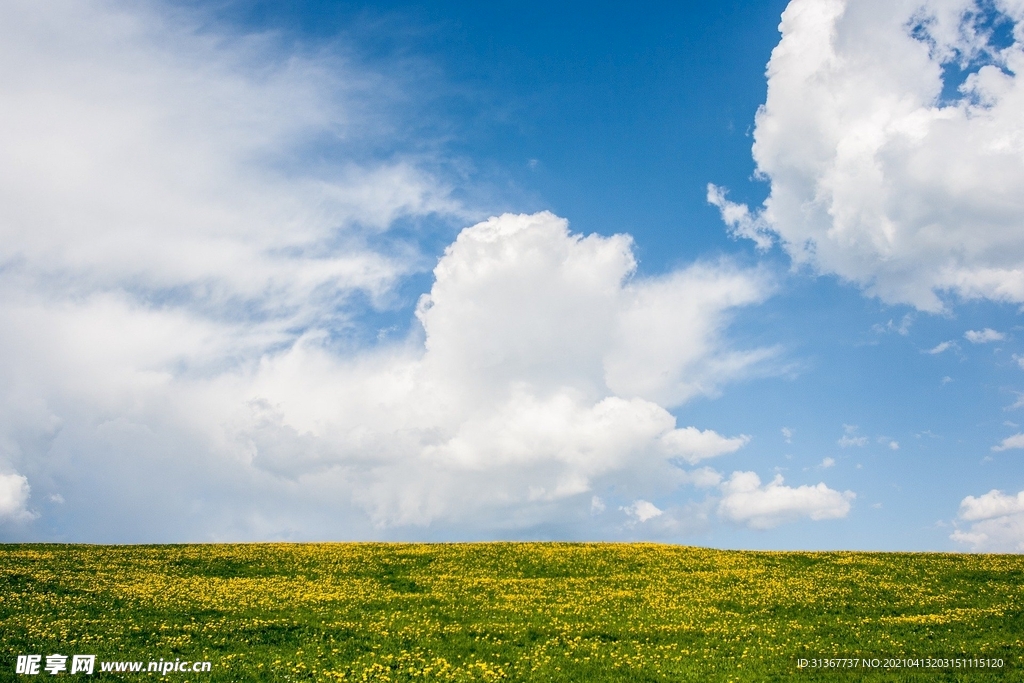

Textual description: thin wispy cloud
[872,314,914,336]
[924,341,955,355]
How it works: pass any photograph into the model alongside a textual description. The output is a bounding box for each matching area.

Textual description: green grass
[1,543,1022,681]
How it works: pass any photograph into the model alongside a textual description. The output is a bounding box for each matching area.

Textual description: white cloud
[952,489,1024,551]
[964,328,1005,343]
[0,208,771,537]
[0,473,32,522]
[925,341,954,354]
[716,0,1024,311]
[0,0,463,322]
[838,424,868,447]
[679,467,724,488]
[706,184,774,251]
[717,471,855,529]
[781,426,793,443]
[601,265,777,408]
[661,427,750,465]
[0,0,471,540]
[820,457,835,468]
[876,436,900,450]
[873,314,914,336]
[992,433,1024,451]
[622,500,664,523]
[958,489,1024,521]
[264,212,768,529]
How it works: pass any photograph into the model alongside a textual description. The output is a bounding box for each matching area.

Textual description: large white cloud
[713,0,1024,311]
[951,489,1024,551]
[1,209,774,538]
[179,212,775,532]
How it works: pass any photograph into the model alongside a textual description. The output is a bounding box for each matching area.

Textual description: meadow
[0,543,1021,681]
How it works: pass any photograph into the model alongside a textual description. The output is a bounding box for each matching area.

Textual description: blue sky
[1,0,1023,550]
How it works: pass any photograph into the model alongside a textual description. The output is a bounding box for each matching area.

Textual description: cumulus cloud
[964,328,1006,343]
[992,433,1024,450]
[717,471,854,529]
[951,489,1024,551]
[959,489,1024,520]
[622,500,664,524]
[713,0,1024,311]
[225,212,771,530]
[0,473,32,522]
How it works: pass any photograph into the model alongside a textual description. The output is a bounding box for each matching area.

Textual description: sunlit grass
[1,543,1021,681]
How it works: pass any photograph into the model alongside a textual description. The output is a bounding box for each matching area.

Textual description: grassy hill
[1,543,1021,681]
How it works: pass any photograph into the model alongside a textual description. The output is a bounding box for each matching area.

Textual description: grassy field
[0,543,1022,682]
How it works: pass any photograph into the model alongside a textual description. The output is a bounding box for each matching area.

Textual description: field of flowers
[1,543,1021,681]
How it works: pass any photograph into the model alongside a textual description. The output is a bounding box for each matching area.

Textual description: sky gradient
[1,0,1024,551]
